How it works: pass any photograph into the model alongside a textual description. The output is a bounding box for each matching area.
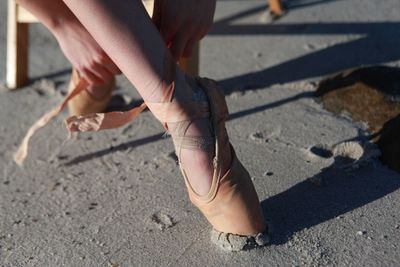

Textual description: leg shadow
[219,36,400,94]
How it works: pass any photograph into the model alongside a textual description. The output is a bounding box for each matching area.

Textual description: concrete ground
[1,0,399,266]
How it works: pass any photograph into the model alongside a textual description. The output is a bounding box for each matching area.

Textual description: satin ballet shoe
[64,76,267,237]
[140,77,266,238]
[67,68,115,116]
[63,73,268,246]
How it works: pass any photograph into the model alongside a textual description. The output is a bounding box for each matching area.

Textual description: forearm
[16,0,79,32]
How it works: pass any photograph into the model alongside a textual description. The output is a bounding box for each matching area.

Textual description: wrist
[50,16,81,39]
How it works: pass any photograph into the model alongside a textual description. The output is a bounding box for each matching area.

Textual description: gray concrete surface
[1,0,399,266]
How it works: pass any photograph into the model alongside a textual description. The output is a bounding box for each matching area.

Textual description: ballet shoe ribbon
[14,78,89,165]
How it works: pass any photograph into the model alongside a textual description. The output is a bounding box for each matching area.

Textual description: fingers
[79,63,114,85]
[78,53,120,85]
[91,64,114,84]
[100,54,121,75]
[80,68,104,85]
[103,64,121,75]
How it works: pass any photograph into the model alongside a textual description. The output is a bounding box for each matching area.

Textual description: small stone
[33,79,57,96]
[229,91,246,99]
[151,212,176,231]
[122,94,133,104]
[303,43,316,51]
[253,51,263,58]
[357,230,366,235]
[255,232,270,246]
[57,155,69,160]
[211,229,269,252]
[250,132,263,140]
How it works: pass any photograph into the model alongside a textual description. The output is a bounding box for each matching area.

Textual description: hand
[152,0,216,60]
[53,20,121,85]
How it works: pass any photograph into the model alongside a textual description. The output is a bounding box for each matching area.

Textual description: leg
[62,0,183,101]
[62,0,216,191]
[7,0,29,89]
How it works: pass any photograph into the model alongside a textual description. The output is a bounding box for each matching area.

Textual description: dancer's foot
[64,63,267,240]
[68,68,115,115]
[164,75,230,196]
[145,69,267,236]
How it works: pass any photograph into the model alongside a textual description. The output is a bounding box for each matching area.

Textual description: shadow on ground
[211,1,400,93]
[261,161,400,245]
[263,66,400,244]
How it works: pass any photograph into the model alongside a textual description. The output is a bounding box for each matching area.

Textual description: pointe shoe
[145,77,266,236]
[187,78,266,235]
[64,74,266,238]
[67,68,115,116]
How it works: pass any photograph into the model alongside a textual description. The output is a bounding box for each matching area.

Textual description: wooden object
[7,0,200,89]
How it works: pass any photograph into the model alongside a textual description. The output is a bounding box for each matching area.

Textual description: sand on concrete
[1,0,400,266]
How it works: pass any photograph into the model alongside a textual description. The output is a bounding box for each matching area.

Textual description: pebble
[357,230,366,236]
[250,132,267,143]
[303,43,316,51]
[33,79,57,96]
[151,212,176,230]
[229,91,245,99]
